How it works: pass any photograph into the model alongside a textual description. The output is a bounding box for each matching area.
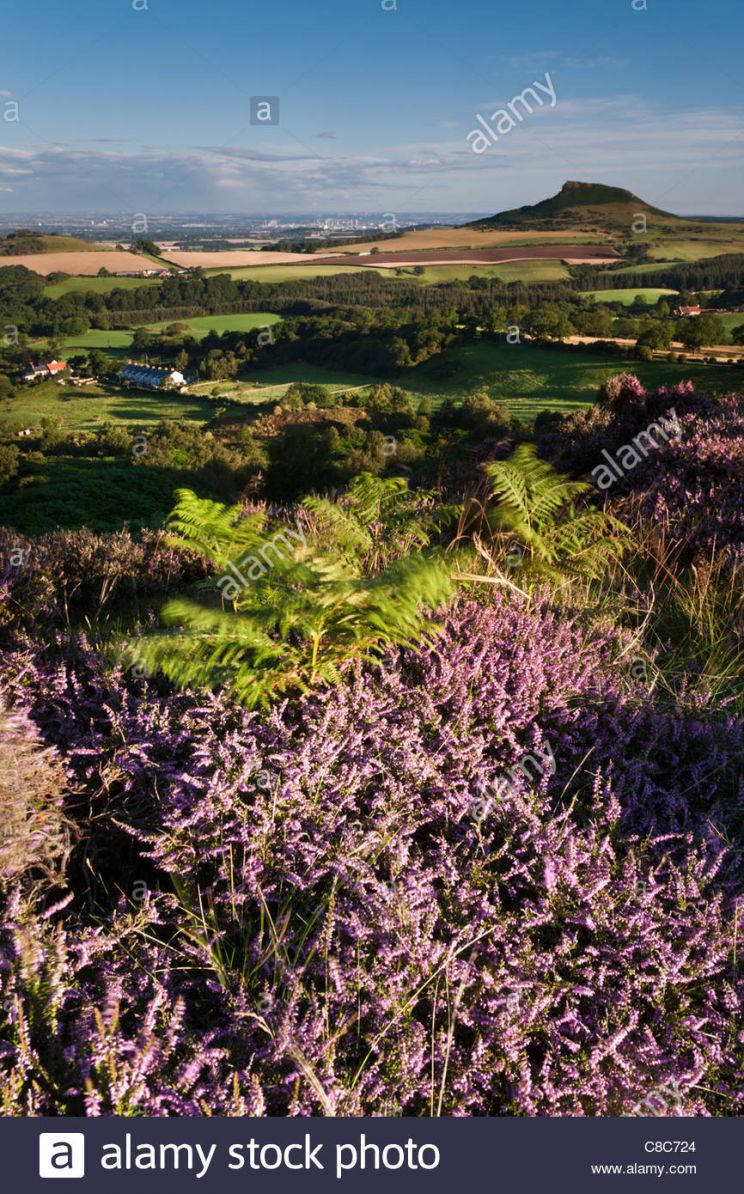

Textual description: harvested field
[323,226,613,254]
[0,250,168,276]
[160,249,334,268]
[311,245,621,267]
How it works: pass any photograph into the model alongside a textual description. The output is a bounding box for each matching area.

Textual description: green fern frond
[165,489,266,571]
[484,444,632,581]
[302,495,372,562]
[121,487,454,707]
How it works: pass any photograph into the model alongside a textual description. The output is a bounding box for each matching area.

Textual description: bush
[0,700,71,895]
[538,379,744,559]
[0,526,207,631]
[1,595,741,1115]
[0,443,20,484]
[616,393,744,560]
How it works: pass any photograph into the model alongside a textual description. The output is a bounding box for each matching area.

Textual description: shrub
[124,487,454,707]
[0,526,206,632]
[1,596,741,1115]
[538,380,744,559]
[616,394,744,560]
[0,700,71,895]
[483,444,630,581]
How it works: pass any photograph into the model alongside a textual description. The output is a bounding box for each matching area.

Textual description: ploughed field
[160,250,331,269]
[160,244,620,272]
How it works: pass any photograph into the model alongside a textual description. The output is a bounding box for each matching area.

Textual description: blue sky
[1,0,743,215]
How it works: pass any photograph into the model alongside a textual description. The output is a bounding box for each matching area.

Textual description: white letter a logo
[39,1133,86,1179]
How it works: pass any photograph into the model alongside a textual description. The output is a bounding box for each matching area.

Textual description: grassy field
[712,312,744,335]
[3,342,741,536]
[402,342,741,417]
[585,287,678,305]
[0,378,242,432]
[43,275,163,298]
[57,329,134,354]
[203,264,378,283]
[487,260,571,284]
[649,237,744,262]
[609,246,744,278]
[319,227,610,254]
[188,366,375,409]
[6,342,741,437]
[201,262,574,285]
[32,312,283,356]
[610,261,686,278]
[145,312,282,338]
[248,342,742,421]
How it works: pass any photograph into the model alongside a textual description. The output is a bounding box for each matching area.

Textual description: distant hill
[468,181,681,233]
[0,230,106,256]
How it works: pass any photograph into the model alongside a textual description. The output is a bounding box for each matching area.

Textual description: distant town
[0,211,489,250]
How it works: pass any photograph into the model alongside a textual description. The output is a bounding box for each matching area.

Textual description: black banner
[7,1116,739,1192]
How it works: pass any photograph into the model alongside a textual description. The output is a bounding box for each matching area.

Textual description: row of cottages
[114,268,171,279]
[118,364,189,392]
[23,358,67,381]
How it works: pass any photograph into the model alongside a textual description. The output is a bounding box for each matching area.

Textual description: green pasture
[201,260,572,286]
[389,260,572,285]
[33,312,284,356]
[585,287,678,305]
[648,236,744,262]
[43,275,162,298]
[5,341,741,440]
[610,261,683,277]
[712,312,744,335]
[249,341,742,421]
[189,368,374,409]
[145,312,282,338]
[0,377,241,432]
[203,264,371,283]
[3,341,741,536]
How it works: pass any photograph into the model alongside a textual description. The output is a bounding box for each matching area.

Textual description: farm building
[22,359,68,381]
[114,268,170,279]
[119,364,188,391]
[675,304,702,317]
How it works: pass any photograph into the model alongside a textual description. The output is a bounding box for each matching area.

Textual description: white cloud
[0,98,742,213]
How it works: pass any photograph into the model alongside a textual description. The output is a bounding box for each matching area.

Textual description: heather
[1,593,742,1116]
[538,379,744,559]
[0,526,207,632]
[1,375,743,1119]
[0,701,72,895]
[615,395,744,561]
